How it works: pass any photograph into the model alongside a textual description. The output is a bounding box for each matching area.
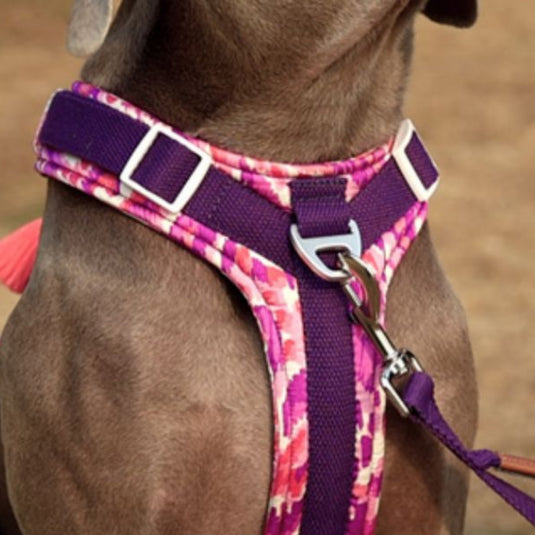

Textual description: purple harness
[30,84,535,533]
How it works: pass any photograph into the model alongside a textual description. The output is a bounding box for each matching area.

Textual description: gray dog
[0,1,478,533]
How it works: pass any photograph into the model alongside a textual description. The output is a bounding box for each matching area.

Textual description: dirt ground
[0,1,533,533]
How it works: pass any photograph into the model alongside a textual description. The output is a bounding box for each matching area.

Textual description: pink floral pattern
[34,84,428,535]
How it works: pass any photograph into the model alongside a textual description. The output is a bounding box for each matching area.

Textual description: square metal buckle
[392,119,439,202]
[120,123,212,213]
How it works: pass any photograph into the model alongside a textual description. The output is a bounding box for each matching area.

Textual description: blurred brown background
[0,1,534,533]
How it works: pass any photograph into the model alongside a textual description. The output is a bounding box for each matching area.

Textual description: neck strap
[37,90,438,275]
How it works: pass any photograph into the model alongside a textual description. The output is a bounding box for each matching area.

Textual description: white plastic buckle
[120,124,212,213]
[392,119,439,202]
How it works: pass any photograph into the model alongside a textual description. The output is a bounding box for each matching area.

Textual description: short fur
[0,1,478,533]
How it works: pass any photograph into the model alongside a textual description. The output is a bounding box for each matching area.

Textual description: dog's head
[67,0,478,58]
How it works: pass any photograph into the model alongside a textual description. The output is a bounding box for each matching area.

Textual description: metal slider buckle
[392,119,439,202]
[120,124,212,214]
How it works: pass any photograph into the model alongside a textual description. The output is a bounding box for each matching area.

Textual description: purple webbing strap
[404,372,535,527]
[291,179,356,534]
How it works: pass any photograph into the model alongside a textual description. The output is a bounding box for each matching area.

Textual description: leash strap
[297,243,535,529]
[333,251,535,528]
[403,372,535,526]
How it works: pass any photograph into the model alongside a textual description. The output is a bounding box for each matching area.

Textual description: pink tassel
[0,219,42,294]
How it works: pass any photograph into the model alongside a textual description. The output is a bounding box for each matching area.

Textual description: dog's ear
[67,0,114,57]
[422,0,478,28]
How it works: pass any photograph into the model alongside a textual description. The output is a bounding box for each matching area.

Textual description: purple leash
[404,371,535,526]
[337,253,535,528]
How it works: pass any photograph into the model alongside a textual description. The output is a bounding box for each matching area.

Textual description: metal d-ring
[289,220,362,282]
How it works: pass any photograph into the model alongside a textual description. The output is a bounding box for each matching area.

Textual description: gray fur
[0,1,478,533]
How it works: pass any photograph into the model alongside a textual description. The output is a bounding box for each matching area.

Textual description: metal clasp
[337,253,424,417]
[290,220,362,282]
[381,350,423,418]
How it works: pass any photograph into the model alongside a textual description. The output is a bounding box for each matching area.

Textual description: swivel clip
[338,253,424,417]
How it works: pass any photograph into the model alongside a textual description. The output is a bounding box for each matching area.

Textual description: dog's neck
[82,0,419,162]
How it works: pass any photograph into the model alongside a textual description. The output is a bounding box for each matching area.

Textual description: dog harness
[2,82,535,533]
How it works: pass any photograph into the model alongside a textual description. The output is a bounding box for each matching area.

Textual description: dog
[0,1,479,533]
